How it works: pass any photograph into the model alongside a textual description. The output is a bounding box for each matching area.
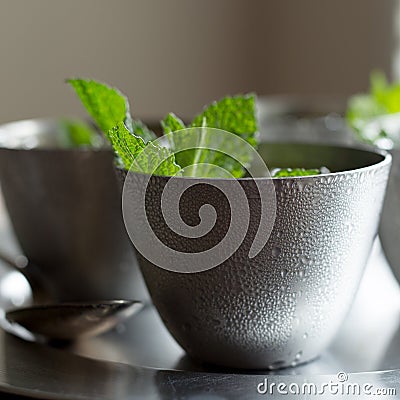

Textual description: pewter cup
[0,118,148,303]
[125,142,391,369]
[380,149,400,283]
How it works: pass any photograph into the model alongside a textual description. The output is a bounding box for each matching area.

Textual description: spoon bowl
[5,300,142,341]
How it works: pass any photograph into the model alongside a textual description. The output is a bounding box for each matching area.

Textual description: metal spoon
[4,300,142,341]
[0,252,142,340]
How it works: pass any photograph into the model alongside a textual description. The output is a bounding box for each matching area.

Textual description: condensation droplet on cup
[292,316,300,328]
[300,255,310,265]
[344,221,354,233]
[280,269,288,278]
[272,246,281,257]
[268,360,286,370]
[212,318,222,327]
[297,181,307,192]
[303,332,308,339]
[295,351,303,361]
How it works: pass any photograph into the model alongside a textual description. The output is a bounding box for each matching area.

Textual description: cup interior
[256,142,386,175]
[0,118,105,150]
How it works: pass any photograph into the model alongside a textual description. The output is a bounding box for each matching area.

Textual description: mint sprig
[106,122,145,168]
[107,122,180,175]
[161,94,258,177]
[69,79,258,177]
[69,79,178,174]
[161,113,186,135]
[58,119,104,148]
[191,94,258,146]
[346,71,400,144]
[133,139,182,176]
[68,79,156,143]
[272,168,321,177]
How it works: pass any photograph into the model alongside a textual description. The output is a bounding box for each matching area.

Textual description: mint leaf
[191,94,258,178]
[131,119,157,143]
[132,141,181,176]
[370,71,400,113]
[346,71,400,144]
[161,114,203,172]
[165,94,258,178]
[108,122,181,175]
[68,79,156,143]
[68,78,178,175]
[58,119,104,148]
[191,94,258,146]
[161,113,186,134]
[68,79,128,133]
[272,168,325,177]
[107,122,146,169]
[68,78,258,177]
[346,94,386,133]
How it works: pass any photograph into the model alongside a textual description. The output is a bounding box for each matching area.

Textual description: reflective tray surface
[1,194,400,399]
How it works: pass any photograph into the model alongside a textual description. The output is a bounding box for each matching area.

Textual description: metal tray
[0,192,400,399]
[0,242,399,399]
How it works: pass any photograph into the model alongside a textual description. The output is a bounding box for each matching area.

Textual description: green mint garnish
[161,113,186,135]
[191,94,258,147]
[346,71,400,144]
[106,122,145,168]
[58,119,104,148]
[107,122,180,175]
[69,79,258,177]
[272,168,322,177]
[68,79,129,134]
[161,94,258,178]
[369,71,400,113]
[69,79,178,174]
[68,79,156,143]
[131,119,159,143]
[133,140,182,176]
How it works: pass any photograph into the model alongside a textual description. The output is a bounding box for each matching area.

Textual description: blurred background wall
[0,0,396,123]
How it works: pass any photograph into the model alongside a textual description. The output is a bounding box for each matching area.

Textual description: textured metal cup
[127,142,391,369]
[379,148,400,283]
[0,118,148,303]
[257,95,355,146]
